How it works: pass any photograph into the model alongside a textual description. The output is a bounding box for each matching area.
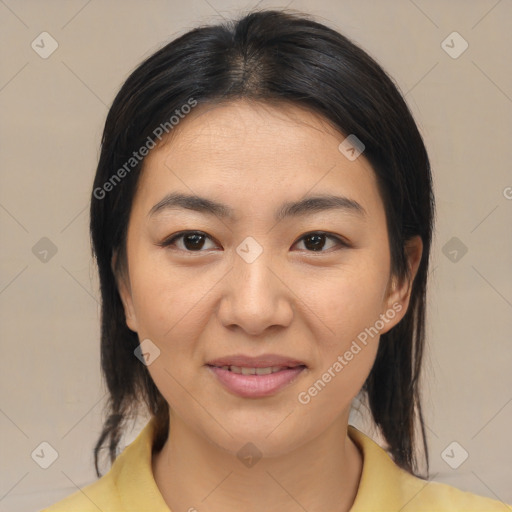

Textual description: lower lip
[207,365,306,398]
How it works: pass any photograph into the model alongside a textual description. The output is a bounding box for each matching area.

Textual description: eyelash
[157,230,350,254]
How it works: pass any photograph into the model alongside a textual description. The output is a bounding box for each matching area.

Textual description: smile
[213,365,295,375]
[206,364,307,398]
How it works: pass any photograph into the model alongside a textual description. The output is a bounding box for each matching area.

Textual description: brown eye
[159,230,348,254]
[181,233,207,250]
[160,231,217,252]
[294,232,347,252]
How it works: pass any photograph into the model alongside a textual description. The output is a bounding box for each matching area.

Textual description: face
[116,100,421,456]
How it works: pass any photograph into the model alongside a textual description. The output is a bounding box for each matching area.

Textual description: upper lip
[206,354,307,368]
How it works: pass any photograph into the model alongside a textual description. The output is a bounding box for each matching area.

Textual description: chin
[198,412,317,459]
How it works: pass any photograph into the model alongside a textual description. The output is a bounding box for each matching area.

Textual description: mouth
[208,364,306,375]
[206,353,307,369]
[205,354,307,398]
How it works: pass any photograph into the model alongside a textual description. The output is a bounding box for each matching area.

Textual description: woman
[43,8,509,511]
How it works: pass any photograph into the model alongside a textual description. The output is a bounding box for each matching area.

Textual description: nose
[217,247,294,336]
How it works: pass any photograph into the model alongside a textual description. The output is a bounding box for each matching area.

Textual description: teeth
[220,365,289,375]
[256,367,273,375]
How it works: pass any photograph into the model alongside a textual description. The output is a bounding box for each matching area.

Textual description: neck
[152,413,363,512]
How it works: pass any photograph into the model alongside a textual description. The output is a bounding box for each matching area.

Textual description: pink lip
[207,365,306,398]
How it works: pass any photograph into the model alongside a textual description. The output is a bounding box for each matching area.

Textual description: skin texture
[115,100,422,512]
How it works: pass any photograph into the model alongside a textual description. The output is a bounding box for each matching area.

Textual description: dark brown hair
[90,8,434,478]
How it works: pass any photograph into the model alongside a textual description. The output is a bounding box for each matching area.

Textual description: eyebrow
[148,192,366,222]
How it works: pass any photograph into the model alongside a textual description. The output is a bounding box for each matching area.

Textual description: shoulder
[41,418,164,512]
[40,473,120,511]
[397,470,510,511]
[348,426,511,511]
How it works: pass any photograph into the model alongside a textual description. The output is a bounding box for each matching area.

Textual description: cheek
[295,257,390,346]
[129,251,214,342]
[294,274,384,421]
[291,253,389,397]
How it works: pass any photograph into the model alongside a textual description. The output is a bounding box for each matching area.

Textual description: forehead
[133,100,384,222]
[157,99,349,165]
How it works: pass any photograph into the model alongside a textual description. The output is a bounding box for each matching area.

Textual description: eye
[158,230,348,253]
[158,231,218,252]
[292,232,349,252]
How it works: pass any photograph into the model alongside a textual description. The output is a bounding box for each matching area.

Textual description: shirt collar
[348,425,404,511]
[111,417,405,511]
[113,416,171,511]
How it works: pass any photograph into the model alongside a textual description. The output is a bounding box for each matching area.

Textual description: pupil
[184,233,205,250]
[305,234,325,251]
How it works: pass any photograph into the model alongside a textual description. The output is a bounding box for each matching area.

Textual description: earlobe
[111,251,139,333]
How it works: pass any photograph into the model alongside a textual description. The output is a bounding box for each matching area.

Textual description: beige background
[0,0,511,510]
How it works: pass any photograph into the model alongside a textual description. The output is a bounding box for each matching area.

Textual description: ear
[111,250,139,333]
[380,235,423,334]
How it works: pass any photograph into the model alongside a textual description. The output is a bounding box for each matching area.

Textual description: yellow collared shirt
[42,419,510,511]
